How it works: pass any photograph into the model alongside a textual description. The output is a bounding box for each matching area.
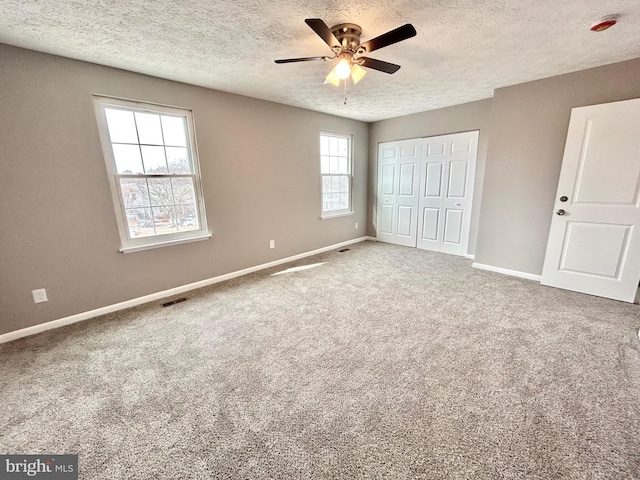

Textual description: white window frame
[93,96,210,253]
[320,131,354,219]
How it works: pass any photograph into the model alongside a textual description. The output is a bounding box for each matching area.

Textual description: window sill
[119,234,212,253]
[320,211,354,220]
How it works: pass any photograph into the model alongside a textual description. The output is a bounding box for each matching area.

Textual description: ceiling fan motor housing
[330,23,362,51]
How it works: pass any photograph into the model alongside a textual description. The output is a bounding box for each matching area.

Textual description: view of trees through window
[104,108,200,238]
[320,132,352,214]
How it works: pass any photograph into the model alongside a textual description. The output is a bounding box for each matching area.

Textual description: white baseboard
[0,237,370,345]
[471,262,542,282]
[465,254,475,260]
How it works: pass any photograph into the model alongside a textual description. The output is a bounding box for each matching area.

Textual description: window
[93,96,209,252]
[320,132,353,217]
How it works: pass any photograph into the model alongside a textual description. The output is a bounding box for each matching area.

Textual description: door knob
[555,209,566,216]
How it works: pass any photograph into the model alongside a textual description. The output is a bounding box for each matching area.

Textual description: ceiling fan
[275,19,417,86]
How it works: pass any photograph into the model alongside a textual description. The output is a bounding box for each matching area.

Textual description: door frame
[375,130,479,257]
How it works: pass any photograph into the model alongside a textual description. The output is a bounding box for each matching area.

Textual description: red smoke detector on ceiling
[591,15,618,32]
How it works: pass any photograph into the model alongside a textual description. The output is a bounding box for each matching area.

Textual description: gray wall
[475,58,640,275]
[0,44,368,335]
[4,42,640,336]
[367,99,493,256]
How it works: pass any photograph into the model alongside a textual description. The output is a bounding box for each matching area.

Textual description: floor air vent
[161,297,188,307]
[338,248,350,252]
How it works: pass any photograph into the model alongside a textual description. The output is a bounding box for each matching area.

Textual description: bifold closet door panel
[376,139,421,247]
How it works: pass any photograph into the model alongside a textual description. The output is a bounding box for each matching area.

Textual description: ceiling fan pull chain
[344,79,348,105]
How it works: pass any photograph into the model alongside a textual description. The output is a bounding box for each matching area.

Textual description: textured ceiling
[1,0,640,122]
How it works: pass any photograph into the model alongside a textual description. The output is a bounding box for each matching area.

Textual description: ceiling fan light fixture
[334,56,352,80]
[351,64,367,84]
[325,68,340,86]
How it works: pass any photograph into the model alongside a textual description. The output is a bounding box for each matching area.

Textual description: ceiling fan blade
[305,18,341,49]
[357,24,416,54]
[359,57,401,74]
[274,56,326,64]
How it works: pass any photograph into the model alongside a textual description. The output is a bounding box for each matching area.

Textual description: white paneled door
[376,139,421,247]
[541,98,640,303]
[377,131,478,256]
[417,131,478,255]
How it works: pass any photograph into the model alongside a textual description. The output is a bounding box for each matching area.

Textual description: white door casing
[541,98,640,303]
[376,139,421,247]
[376,132,478,256]
[417,131,478,256]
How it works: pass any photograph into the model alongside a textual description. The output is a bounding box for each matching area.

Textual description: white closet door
[376,139,421,247]
[376,142,399,243]
[416,136,447,251]
[417,131,478,256]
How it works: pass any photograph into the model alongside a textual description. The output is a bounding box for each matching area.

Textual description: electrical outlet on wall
[355,222,359,230]
[32,288,48,303]
[269,240,275,249]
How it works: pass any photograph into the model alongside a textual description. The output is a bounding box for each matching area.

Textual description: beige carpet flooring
[1,241,640,479]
